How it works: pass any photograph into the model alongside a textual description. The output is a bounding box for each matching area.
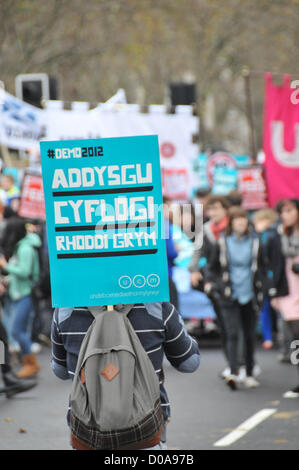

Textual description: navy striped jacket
[51,302,200,423]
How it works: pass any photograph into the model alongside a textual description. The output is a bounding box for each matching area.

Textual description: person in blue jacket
[163,197,179,309]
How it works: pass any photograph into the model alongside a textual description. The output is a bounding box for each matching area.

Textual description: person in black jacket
[204,206,267,391]
[253,209,288,350]
[189,195,230,280]
[272,199,299,397]
[188,195,231,374]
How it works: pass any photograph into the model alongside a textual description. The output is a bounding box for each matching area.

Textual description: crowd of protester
[0,164,299,402]
[165,189,299,397]
[0,168,51,397]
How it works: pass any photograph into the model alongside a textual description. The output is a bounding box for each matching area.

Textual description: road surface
[0,342,298,450]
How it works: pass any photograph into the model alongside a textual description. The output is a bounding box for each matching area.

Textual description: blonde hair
[253,208,278,225]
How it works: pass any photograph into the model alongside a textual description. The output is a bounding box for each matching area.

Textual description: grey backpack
[70,304,163,450]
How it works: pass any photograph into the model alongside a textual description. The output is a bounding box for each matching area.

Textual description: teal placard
[40,136,170,307]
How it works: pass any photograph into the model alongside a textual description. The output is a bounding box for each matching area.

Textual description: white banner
[0,89,45,151]
[0,90,198,199]
[44,103,198,199]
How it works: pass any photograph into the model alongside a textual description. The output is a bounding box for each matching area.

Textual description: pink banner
[263,73,299,207]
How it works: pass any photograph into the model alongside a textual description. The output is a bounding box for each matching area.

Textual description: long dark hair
[1,217,27,259]
[276,199,299,236]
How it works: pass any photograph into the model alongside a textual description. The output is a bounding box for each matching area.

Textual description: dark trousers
[288,320,299,378]
[210,294,245,367]
[210,295,228,360]
[221,300,257,377]
[0,319,10,374]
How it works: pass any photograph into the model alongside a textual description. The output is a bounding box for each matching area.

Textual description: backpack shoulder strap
[88,304,134,317]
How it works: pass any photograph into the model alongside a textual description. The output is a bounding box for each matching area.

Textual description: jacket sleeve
[51,309,69,380]
[266,232,288,297]
[162,302,200,373]
[5,245,34,279]
[166,234,178,262]
[188,232,203,273]
[204,240,221,283]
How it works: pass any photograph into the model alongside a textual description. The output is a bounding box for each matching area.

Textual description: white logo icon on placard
[118,274,160,289]
[147,274,160,288]
[133,275,146,288]
[118,276,132,289]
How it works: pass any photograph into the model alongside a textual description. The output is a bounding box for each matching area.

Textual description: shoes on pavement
[238,366,246,383]
[262,340,273,350]
[185,320,200,334]
[30,342,42,354]
[243,376,260,388]
[8,344,21,354]
[16,354,40,378]
[253,364,262,377]
[238,365,261,383]
[226,374,238,391]
[283,385,299,399]
[220,367,231,379]
[1,371,37,398]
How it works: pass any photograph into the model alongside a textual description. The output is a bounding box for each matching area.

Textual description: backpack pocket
[82,347,137,430]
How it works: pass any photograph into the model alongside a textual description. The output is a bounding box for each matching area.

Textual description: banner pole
[242,66,257,163]
[0,144,13,167]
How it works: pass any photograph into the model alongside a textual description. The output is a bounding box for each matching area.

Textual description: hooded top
[5,232,41,301]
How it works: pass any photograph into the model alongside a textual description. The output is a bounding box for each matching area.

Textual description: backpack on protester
[69,304,164,450]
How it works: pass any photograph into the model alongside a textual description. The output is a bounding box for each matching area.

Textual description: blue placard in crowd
[40,135,170,307]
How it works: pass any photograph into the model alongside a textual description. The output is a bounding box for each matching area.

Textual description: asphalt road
[0,342,298,450]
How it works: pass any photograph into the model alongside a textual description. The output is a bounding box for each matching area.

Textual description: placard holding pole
[40,135,170,307]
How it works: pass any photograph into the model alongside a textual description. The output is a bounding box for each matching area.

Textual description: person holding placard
[51,302,200,449]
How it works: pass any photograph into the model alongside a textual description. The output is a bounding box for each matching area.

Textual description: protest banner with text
[40,135,170,307]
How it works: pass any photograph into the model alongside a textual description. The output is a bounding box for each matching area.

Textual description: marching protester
[189,195,231,376]
[171,201,196,269]
[226,190,243,208]
[272,199,299,397]
[204,206,266,390]
[24,219,52,347]
[252,208,286,350]
[189,195,230,279]
[31,222,52,346]
[0,173,20,208]
[163,197,179,310]
[51,302,201,450]
[0,200,17,350]
[0,217,42,378]
[193,189,211,224]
